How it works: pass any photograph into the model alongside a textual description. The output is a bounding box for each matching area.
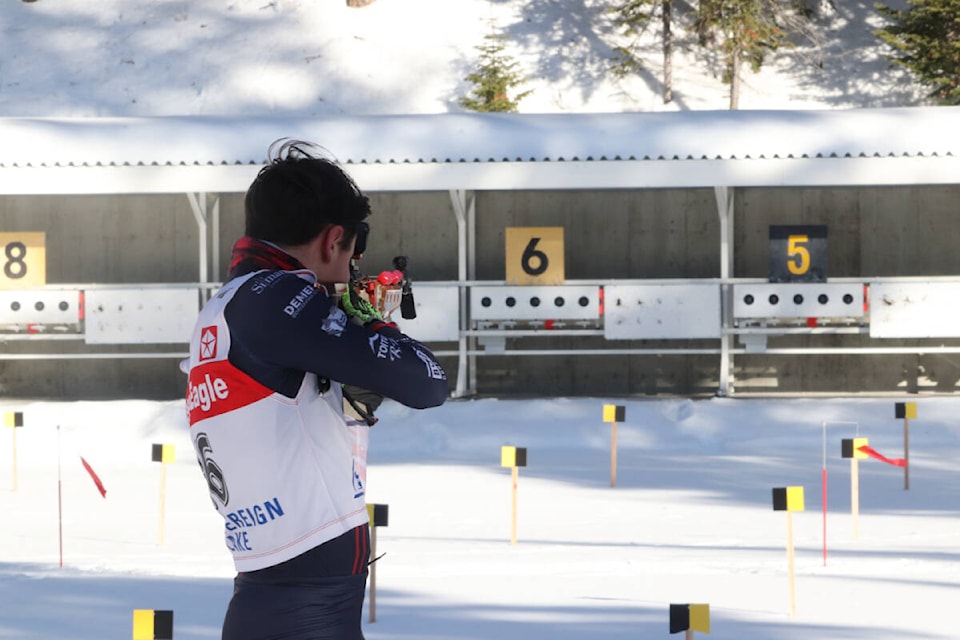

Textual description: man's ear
[318,225,345,263]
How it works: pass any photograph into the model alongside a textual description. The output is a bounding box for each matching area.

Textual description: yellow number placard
[786,234,811,275]
[769,225,826,283]
[0,232,46,289]
[505,227,564,285]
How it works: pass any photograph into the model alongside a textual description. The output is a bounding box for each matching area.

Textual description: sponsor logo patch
[283,284,317,318]
[199,326,218,361]
[322,307,348,336]
[416,348,447,380]
[186,373,230,412]
[185,362,275,424]
[250,271,287,295]
[368,333,403,361]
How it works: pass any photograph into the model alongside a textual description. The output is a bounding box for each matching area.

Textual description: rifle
[342,256,416,426]
[349,255,416,321]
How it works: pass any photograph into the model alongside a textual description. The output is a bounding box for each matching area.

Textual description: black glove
[343,384,383,426]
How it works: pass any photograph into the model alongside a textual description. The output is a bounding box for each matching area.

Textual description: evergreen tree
[459,33,533,113]
[608,0,676,104]
[696,0,793,109]
[875,0,960,105]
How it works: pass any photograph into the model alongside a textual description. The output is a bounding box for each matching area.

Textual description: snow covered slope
[0,0,924,117]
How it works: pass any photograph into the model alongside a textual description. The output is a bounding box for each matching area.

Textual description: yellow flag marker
[895,402,916,490]
[772,486,804,616]
[602,405,625,487]
[4,411,23,491]
[132,609,173,640]
[366,504,389,624]
[669,603,710,637]
[151,444,175,545]
[841,437,868,540]
[501,446,527,545]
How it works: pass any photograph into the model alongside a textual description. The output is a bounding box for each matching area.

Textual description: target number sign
[768,225,826,283]
[505,227,564,285]
[0,232,46,289]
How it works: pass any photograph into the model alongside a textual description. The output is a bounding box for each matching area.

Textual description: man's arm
[225,272,448,408]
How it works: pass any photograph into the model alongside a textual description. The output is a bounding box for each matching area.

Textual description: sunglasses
[346,221,369,258]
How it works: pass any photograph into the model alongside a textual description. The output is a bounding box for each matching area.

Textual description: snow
[0,0,924,118]
[2,395,959,639]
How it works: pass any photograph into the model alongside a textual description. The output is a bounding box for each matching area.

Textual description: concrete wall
[0,194,201,283]
[473,189,720,279]
[0,183,958,399]
[736,186,960,278]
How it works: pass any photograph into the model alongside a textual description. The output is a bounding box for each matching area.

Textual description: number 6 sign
[505,227,565,285]
[0,232,46,289]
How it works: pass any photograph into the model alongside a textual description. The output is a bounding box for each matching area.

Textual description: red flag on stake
[857,444,907,468]
[80,456,107,498]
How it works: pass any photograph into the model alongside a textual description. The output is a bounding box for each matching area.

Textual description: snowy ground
[1,395,958,639]
[1,0,924,118]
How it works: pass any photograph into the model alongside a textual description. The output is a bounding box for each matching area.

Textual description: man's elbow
[406,382,449,409]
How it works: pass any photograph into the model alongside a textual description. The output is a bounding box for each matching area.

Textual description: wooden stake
[369,526,378,623]
[903,417,910,490]
[610,420,618,487]
[57,425,63,569]
[158,462,167,546]
[786,511,797,617]
[510,465,519,545]
[822,420,860,567]
[851,458,860,541]
[821,467,828,566]
[11,422,18,492]
[685,630,693,640]
[820,420,827,566]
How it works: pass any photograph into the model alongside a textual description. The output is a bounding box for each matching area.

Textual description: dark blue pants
[221,525,370,639]
[221,569,368,640]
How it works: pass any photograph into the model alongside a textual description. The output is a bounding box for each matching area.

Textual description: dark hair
[244,139,371,247]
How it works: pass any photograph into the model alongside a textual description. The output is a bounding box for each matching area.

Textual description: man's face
[304,224,357,284]
[330,231,357,282]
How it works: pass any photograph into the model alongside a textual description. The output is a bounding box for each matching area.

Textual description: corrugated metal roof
[1,108,958,195]
[0,107,957,168]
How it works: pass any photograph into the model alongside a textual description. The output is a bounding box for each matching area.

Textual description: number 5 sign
[505,227,565,285]
[0,232,46,289]
[768,225,826,283]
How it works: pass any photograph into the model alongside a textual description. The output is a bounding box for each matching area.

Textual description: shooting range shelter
[0,107,959,398]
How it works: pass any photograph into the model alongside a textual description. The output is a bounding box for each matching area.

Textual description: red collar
[228,237,306,279]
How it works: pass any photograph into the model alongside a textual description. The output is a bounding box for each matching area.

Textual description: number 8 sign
[0,232,46,289]
[505,227,565,285]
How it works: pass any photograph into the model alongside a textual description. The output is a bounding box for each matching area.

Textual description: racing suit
[183,237,448,639]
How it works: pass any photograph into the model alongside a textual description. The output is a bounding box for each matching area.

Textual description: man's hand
[340,288,382,325]
[340,288,394,330]
[343,384,383,426]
